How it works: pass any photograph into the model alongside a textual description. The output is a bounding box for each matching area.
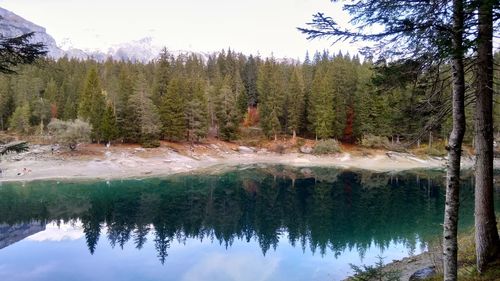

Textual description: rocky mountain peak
[0,7,206,63]
[0,7,64,58]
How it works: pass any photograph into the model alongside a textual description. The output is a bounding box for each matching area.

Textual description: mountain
[107,37,162,62]
[0,222,46,250]
[0,7,159,62]
[0,7,64,58]
[56,36,164,62]
[0,7,208,63]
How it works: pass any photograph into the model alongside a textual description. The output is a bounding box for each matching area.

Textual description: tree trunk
[40,119,44,135]
[443,1,465,280]
[474,0,500,272]
[429,131,432,149]
[292,129,296,140]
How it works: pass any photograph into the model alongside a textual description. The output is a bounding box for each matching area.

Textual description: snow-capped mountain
[57,36,166,62]
[0,7,168,63]
[107,37,163,62]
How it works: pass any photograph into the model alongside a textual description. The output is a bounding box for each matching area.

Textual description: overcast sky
[0,0,362,59]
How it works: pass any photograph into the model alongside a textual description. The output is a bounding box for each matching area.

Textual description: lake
[0,165,498,281]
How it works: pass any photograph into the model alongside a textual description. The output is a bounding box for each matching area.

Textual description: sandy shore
[0,142,479,280]
[0,142,476,182]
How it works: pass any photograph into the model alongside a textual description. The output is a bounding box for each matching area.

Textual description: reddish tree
[342,106,355,143]
[50,104,58,119]
[243,106,259,127]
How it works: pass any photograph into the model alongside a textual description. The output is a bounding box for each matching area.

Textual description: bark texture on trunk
[443,1,465,280]
[474,0,500,273]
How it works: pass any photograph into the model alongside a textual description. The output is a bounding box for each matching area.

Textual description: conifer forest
[2,49,498,146]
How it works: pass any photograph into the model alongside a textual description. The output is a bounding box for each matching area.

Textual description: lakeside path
[0,142,477,182]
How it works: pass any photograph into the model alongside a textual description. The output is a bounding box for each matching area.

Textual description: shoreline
[2,142,492,280]
[0,142,476,183]
[343,250,441,281]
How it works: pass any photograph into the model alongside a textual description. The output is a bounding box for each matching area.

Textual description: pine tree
[129,73,161,145]
[160,76,186,141]
[300,1,472,278]
[31,97,51,134]
[332,54,357,141]
[473,0,500,271]
[91,90,106,143]
[257,58,285,140]
[215,76,240,141]
[152,48,172,105]
[309,66,334,139]
[116,66,138,142]
[287,65,305,138]
[60,76,79,121]
[243,55,259,107]
[352,62,375,138]
[233,70,247,116]
[44,78,59,118]
[9,104,31,134]
[0,76,14,131]
[185,78,208,142]
[101,104,118,143]
[0,32,46,74]
[78,67,100,120]
[78,67,106,142]
[44,78,57,102]
[302,52,314,135]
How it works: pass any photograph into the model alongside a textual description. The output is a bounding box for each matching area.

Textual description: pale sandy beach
[0,142,477,182]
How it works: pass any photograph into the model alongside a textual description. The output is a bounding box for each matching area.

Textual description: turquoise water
[0,166,497,281]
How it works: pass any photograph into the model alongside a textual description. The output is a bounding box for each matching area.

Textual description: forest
[2,49,499,148]
[0,0,500,280]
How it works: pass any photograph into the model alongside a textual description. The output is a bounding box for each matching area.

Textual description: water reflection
[0,166,492,269]
[27,221,84,242]
[0,222,46,249]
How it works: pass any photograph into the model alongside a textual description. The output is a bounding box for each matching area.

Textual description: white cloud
[182,252,280,281]
[0,263,58,281]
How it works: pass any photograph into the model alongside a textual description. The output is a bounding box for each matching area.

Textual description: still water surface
[0,166,498,281]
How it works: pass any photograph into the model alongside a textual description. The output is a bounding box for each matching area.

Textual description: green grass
[425,223,500,281]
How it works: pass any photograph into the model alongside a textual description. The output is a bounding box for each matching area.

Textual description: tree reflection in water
[0,166,492,264]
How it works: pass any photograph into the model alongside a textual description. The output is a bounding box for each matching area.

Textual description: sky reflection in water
[1,221,422,281]
[0,166,495,281]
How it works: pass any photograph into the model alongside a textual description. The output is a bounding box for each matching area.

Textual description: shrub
[360,134,389,149]
[296,138,306,148]
[141,139,160,148]
[270,143,286,154]
[48,119,91,150]
[413,141,448,157]
[313,139,341,155]
[0,141,28,156]
[350,256,401,281]
[428,140,448,157]
[9,104,31,134]
[427,147,447,157]
[237,126,266,147]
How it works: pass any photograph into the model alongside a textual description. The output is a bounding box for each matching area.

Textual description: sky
[0,0,362,59]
